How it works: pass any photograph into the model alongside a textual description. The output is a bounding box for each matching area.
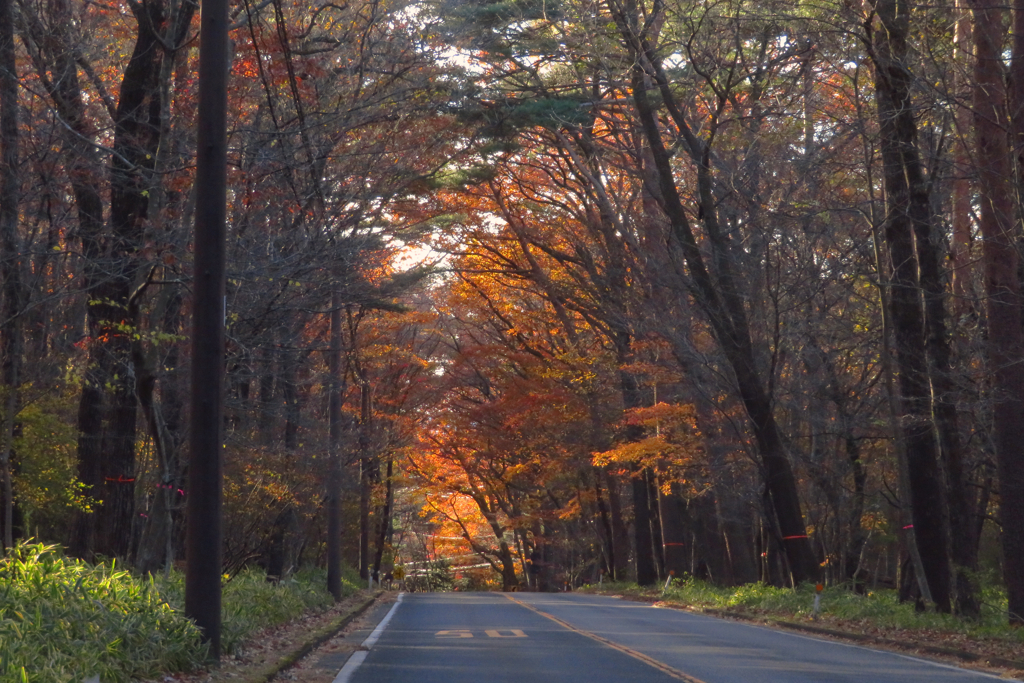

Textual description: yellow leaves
[860,511,890,534]
[593,436,678,467]
[557,496,582,520]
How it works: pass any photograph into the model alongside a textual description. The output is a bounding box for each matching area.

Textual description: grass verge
[0,541,359,683]
[580,578,1024,671]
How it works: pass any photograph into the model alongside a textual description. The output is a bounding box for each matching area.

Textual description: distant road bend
[334,592,1018,683]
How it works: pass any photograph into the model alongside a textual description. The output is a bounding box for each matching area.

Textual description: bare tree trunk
[620,365,657,586]
[609,1,819,584]
[19,0,107,561]
[659,482,690,579]
[867,0,952,612]
[134,290,186,574]
[593,473,615,578]
[372,458,393,581]
[604,468,630,581]
[648,471,666,579]
[22,0,195,561]
[972,0,1024,626]
[951,1,975,318]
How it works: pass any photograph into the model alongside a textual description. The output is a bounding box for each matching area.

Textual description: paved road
[338,592,1017,683]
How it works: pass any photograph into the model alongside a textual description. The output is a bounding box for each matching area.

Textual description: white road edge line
[332,593,404,683]
[332,651,367,683]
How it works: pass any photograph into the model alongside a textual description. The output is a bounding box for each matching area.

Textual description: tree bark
[134,289,186,574]
[18,0,108,561]
[372,457,394,581]
[607,0,819,584]
[971,0,1024,626]
[604,467,630,581]
[22,0,195,561]
[659,482,691,579]
[867,0,953,612]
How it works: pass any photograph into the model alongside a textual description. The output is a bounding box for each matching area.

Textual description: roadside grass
[0,541,202,683]
[0,541,358,683]
[583,578,1024,647]
[154,565,357,654]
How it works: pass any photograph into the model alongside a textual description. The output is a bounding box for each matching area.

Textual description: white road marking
[332,593,404,683]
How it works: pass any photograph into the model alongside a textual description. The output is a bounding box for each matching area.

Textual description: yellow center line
[504,594,708,683]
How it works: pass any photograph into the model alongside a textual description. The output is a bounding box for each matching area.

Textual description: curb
[696,606,1024,672]
[243,590,384,683]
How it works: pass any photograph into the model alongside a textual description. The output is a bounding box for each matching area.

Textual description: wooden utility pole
[186,0,229,659]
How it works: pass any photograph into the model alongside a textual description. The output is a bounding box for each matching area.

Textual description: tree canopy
[1,0,1023,627]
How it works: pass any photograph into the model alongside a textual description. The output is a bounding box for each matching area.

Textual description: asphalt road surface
[337,592,1018,683]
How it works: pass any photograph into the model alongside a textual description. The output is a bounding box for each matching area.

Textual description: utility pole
[327,289,343,600]
[185,0,228,659]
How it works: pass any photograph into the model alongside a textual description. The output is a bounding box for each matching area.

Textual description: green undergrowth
[154,564,357,654]
[0,541,358,683]
[583,578,1024,646]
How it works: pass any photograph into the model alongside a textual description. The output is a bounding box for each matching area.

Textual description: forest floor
[580,584,1024,679]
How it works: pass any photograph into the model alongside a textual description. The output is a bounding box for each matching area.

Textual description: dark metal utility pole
[358,382,371,581]
[326,289,343,600]
[0,0,22,554]
[185,0,228,660]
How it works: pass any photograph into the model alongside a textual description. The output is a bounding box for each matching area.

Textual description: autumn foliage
[0,0,1022,627]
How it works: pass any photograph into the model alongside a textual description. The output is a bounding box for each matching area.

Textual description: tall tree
[864,0,953,612]
[970,0,1024,625]
[606,0,819,584]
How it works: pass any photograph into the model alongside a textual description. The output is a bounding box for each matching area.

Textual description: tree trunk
[621,363,657,586]
[604,468,630,581]
[632,465,657,586]
[690,492,728,584]
[24,0,196,561]
[951,1,974,318]
[372,458,394,581]
[659,482,690,579]
[594,473,615,578]
[20,0,108,561]
[648,470,666,579]
[868,0,952,612]
[971,0,1024,626]
[133,289,186,574]
[612,4,819,584]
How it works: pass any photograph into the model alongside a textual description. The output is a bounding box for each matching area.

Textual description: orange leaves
[593,436,676,467]
[622,401,694,427]
[592,402,703,478]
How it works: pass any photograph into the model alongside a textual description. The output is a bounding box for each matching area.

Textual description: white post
[812,583,823,619]
[662,570,675,594]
